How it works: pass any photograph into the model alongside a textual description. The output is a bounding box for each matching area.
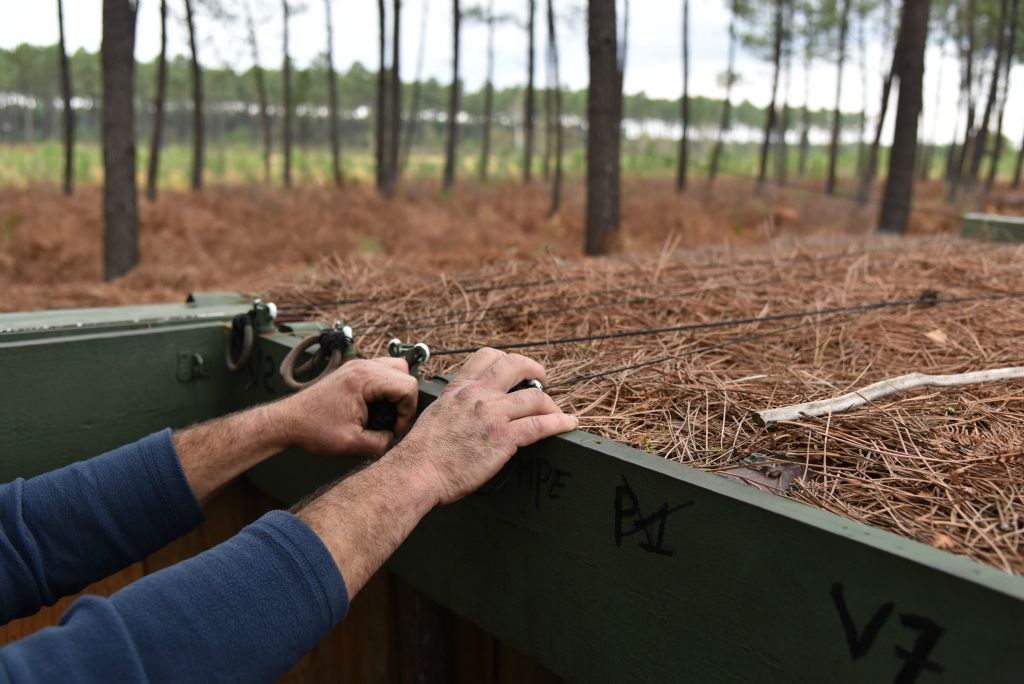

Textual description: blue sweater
[0,430,349,682]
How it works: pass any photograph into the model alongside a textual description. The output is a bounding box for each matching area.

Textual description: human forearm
[174,357,419,505]
[174,403,290,504]
[295,446,438,598]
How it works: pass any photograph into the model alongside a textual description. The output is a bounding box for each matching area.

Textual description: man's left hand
[273,358,419,458]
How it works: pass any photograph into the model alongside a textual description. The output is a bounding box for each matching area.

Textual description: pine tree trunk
[879,0,930,234]
[146,0,168,201]
[184,0,203,191]
[442,0,461,191]
[676,0,689,193]
[948,0,977,202]
[325,0,343,186]
[386,0,402,195]
[858,54,895,205]
[524,0,536,183]
[585,0,619,255]
[282,0,293,188]
[375,0,388,191]
[986,0,1019,191]
[57,0,74,196]
[480,0,495,183]
[709,2,737,187]
[1015,129,1024,188]
[798,34,813,178]
[967,0,1009,191]
[402,0,429,173]
[245,4,272,184]
[756,0,783,198]
[826,0,851,196]
[547,0,562,215]
[102,0,139,281]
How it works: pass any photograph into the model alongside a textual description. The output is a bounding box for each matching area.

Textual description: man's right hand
[390,348,578,505]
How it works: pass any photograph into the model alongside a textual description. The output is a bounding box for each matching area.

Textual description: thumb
[352,428,394,456]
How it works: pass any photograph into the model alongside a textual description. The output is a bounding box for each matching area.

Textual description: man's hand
[389,348,578,505]
[296,348,577,598]
[274,357,420,458]
[175,357,419,504]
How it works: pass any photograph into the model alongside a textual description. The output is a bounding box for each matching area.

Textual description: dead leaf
[924,329,949,346]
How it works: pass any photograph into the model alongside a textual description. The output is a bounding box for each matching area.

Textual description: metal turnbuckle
[387,338,431,378]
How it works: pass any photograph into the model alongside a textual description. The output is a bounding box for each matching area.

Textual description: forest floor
[2,176,1006,312]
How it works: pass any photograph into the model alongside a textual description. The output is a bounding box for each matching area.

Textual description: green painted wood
[0,294,251,342]
[0,323,237,480]
[961,212,1024,243]
[243,332,1024,684]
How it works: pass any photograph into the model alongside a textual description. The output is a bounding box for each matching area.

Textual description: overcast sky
[3,0,1022,146]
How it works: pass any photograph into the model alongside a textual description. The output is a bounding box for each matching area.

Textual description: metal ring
[280,335,346,391]
[226,319,255,373]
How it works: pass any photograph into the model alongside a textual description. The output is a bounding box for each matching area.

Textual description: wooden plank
[243,332,1024,684]
[961,212,1024,243]
[0,323,238,480]
[0,294,250,342]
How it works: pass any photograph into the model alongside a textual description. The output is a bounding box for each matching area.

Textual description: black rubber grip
[367,401,399,432]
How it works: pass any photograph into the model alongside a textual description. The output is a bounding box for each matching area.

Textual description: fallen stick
[754,366,1024,426]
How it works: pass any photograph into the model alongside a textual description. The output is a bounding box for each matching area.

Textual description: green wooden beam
[961,212,1024,243]
[0,298,248,478]
[0,293,252,343]
[243,332,1024,684]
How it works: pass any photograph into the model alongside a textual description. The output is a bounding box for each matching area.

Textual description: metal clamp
[226,298,277,373]
[387,338,431,378]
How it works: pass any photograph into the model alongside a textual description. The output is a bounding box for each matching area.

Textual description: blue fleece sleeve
[0,511,349,684]
[0,429,205,623]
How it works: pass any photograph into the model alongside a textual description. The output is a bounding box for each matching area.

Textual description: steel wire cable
[358,274,790,335]
[276,242,940,315]
[430,291,1024,357]
[547,315,838,389]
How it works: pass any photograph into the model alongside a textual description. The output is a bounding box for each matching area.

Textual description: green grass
[1,140,1018,190]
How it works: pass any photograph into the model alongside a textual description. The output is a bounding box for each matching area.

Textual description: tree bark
[987,0,1019,190]
[146,0,168,201]
[983,0,1015,191]
[826,0,851,196]
[709,1,738,187]
[676,0,689,193]
[524,0,536,183]
[967,0,1009,191]
[756,0,784,198]
[376,0,388,192]
[102,0,139,281]
[1015,128,1024,188]
[585,0,619,255]
[282,0,293,188]
[878,0,930,235]
[442,0,461,191]
[948,0,977,202]
[184,0,203,191]
[325,0,343,186]
[798,30,813,178]
[387,0,402,193]
[245,3,272,184]
[402,0,429,173]
[858,52,896,205]
[57,0,74,196]
[547,0,562,215]
[480,0,495,183]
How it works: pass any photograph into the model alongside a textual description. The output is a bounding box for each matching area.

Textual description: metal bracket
[177,352,210,382]
[387,338,431,378]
